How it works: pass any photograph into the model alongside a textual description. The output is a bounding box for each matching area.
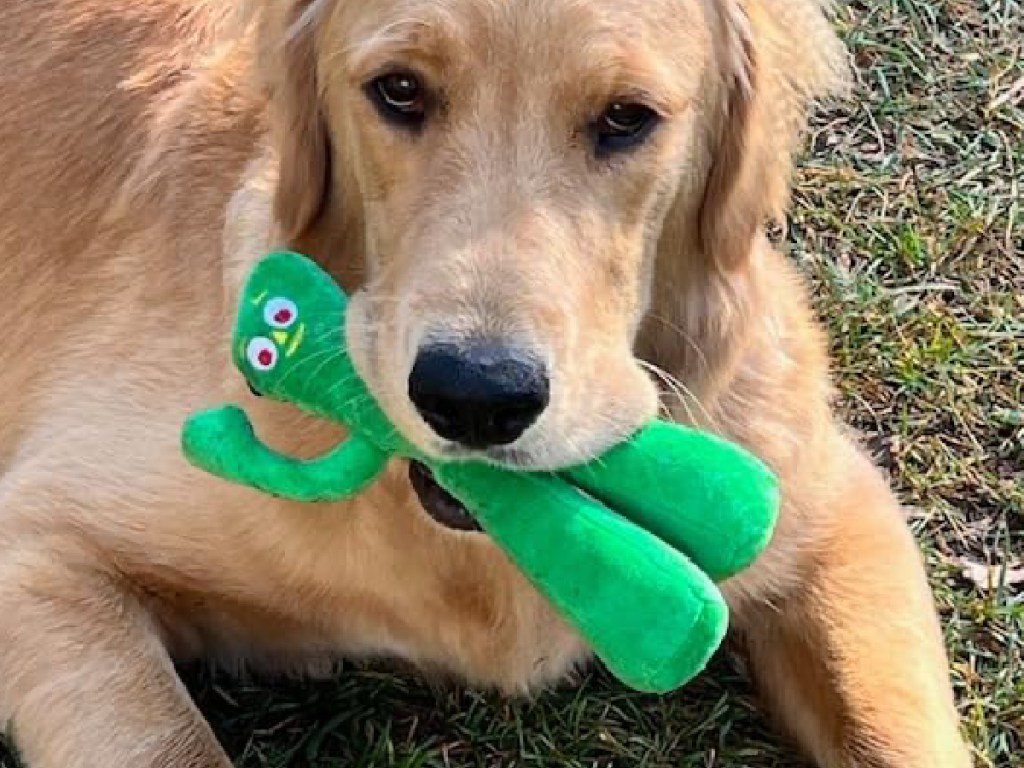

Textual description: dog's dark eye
[367,72,425,128]
[595,102,659,154]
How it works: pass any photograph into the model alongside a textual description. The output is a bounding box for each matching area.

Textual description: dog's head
[251,0,844,469]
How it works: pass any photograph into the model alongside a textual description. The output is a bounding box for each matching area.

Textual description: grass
[793,1,1022,763]
[2,0,1020,766]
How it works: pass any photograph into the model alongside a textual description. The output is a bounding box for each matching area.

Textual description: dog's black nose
[409,341,549,449]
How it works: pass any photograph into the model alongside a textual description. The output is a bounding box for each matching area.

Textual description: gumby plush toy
[181,250,780,694]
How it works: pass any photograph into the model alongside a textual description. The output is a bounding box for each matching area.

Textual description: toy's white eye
[264,297,298,329]
[246,337,278,371]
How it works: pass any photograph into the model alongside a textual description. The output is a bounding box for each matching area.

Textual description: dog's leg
[730,453,971,768]
[0,547,230,768]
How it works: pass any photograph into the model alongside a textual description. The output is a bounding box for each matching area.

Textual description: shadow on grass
[183,651,807,768]
[0,651,809,767]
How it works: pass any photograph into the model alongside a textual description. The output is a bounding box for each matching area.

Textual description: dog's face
[270,0,754,470]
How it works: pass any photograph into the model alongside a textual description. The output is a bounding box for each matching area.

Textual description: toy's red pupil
[257,349,273,366]
[274,309,292,323]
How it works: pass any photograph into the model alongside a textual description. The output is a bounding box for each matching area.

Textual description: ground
[2,0,1020,766]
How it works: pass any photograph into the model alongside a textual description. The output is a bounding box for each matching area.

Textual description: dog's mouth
[408,461,483,533]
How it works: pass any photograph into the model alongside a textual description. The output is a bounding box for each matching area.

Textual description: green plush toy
[181,251,780,693]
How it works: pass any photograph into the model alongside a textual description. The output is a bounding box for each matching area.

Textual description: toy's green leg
[562,421,781,582]
[432,460,728,693]
[182,406,389,502]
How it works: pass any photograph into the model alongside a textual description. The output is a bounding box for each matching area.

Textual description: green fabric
[564,422,778,582]
[184,406,388,503]
[435,461,728,693]
[181,250,780,693]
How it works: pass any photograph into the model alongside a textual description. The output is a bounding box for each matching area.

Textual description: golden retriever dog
[0,0,972,765]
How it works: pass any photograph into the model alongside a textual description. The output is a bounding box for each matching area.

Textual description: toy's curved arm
[432,460,728,693]
[182,406,389,503]
[562,420,781,582]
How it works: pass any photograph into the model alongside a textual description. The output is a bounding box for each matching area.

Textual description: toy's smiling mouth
[270,322,306,357]
[408,461,482,533]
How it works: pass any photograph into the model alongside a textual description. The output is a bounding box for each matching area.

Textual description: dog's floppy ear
[261,0,332,242]
[697,2,788,271]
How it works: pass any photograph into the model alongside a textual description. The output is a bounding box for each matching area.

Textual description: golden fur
[0,1,971,765]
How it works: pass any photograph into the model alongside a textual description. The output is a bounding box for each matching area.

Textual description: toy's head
[232,251,349,404]
[229,251,410,452]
